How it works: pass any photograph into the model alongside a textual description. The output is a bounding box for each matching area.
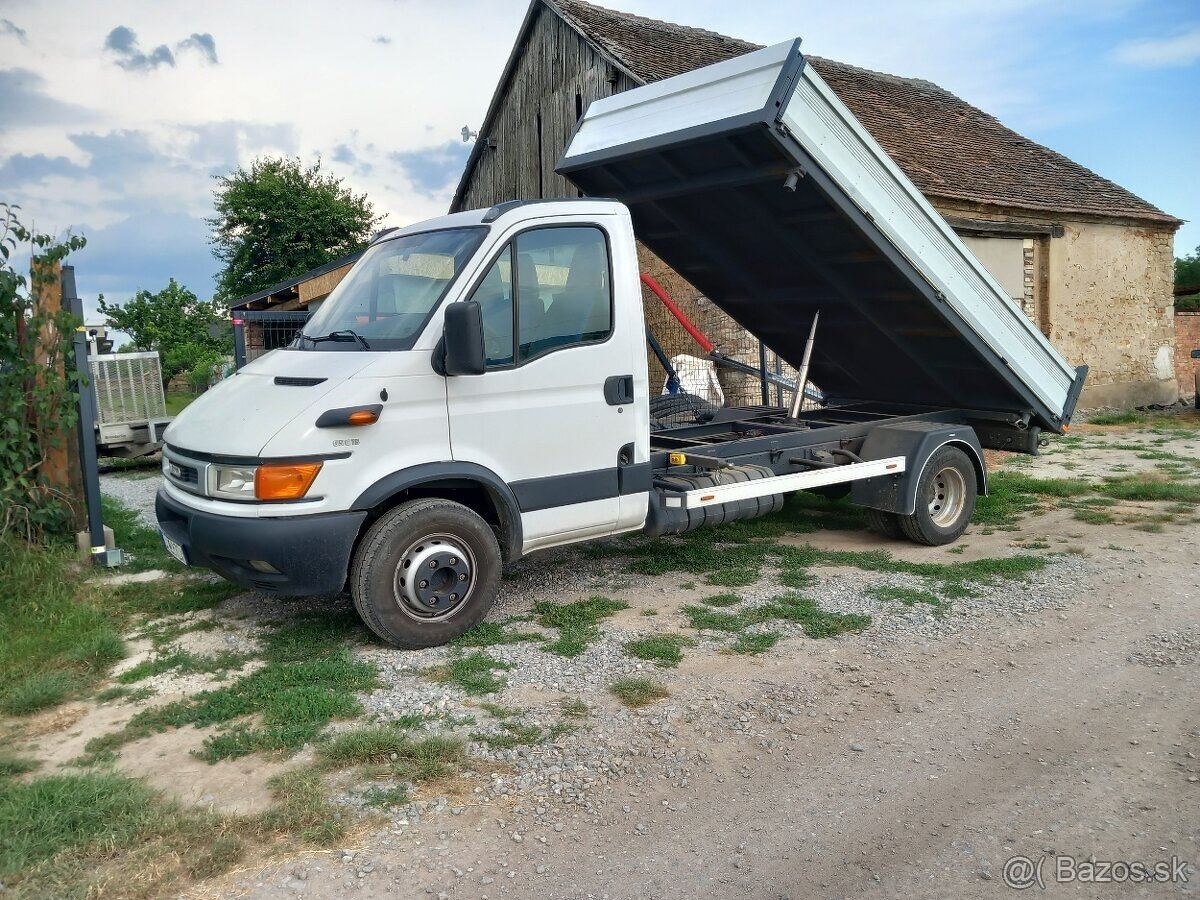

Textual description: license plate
[161,530,188,565]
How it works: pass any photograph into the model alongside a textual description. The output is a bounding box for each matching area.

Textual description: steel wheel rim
[927,466,966,527]
[393,533,476,622]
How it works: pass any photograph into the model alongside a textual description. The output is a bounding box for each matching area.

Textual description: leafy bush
[0,203,86,540]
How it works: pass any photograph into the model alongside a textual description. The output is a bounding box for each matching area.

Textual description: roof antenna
[787,310,820,421]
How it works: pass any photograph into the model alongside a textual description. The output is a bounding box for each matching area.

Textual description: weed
[682,604,746,632]
[477,701,520,719]
[449,621,545,648]
[624,633,696,668]
[426,651,512,695]
[1,672,73,716]
[116,648,250,684]
[95,685,153,704]
[559,697,589,719]
[317,727,464,783]
[471,721,544,749]
[730,631,780,655]
[1134,522,1165,533]
[610,677,670,708]
[947,544,966,554]
[534,596,628,657]
[704,567,758,587]
[1087,410,1144,426]
[640,608,659,616]
[260,767,345,845]
[868,585,950,617]
[760,594,872,638]
[1098,474,1200,504]
[699,593,741,608]
[679,581,696,590]
[361,784,410,808]
[1073,509,1115,525]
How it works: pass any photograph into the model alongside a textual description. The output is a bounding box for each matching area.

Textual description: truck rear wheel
[350,498,501,649]
[898,446,977,546]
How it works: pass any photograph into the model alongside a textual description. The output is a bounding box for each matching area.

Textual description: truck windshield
[297,227,486,351]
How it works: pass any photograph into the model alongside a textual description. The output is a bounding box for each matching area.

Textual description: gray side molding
[351,462,523,564]
[851,421,987,516]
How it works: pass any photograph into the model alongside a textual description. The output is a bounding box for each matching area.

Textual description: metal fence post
[233,317,246,369]
[64,266,122,567]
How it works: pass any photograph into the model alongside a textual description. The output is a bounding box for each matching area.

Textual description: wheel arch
[852,423,987,516]
[351,462,523,565]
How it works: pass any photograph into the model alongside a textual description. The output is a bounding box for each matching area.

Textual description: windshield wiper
[301,329,372,351]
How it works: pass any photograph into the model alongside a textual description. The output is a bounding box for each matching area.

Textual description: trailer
[90,350,172,457]
[155,38,1086,649]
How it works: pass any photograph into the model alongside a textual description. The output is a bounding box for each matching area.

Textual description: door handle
[604,374,634,406]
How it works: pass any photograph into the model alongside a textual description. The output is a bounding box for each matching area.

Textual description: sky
[1,0,1197,324]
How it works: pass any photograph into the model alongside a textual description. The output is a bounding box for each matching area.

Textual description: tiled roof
[550,0,1179,225]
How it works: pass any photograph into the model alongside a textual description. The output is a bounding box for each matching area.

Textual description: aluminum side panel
[779,65,1077,418]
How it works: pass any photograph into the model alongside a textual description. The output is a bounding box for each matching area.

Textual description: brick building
[451,0,1184,408]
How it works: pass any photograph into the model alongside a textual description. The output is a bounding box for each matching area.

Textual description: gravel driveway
[97,417,1200,899]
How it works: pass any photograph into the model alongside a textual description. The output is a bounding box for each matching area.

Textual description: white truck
[156,40,1086,648]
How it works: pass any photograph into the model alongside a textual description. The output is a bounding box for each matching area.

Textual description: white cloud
[1112,26,1200,67]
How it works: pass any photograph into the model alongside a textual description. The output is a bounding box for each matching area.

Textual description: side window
[516,227,611,362]
[468,245,514,367]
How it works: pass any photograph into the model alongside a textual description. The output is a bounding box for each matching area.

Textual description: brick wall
[1175,311,1200,401]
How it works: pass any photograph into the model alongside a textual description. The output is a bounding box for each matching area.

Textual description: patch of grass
[640,608,659,616]
[868,585,950,617]
[559,697,589,719]
[116,648,250,684]
[1098,474,1200,504]
[624,633,695,668]
[610,677,670,708]
[100,496,182,574]
[1134,521,1164,533]
[1075,496,1119,507]
[95,685,154,704]
[85,613,376,763]
[0,771,247,893]
[974,471,1092,526]
[699,593,741,608]
[426,650,512,695]
[1,672,74,716]
[260,767,345,845]
[477,701,521,719]
[110,577,242,618]
[316,727,465,783]
[0,538,126,716]
[703,567,758,587]
[679,581,696,590]
[682,604,747,632]
[449,621,545,648]
[471,721,544,749]
[1087,409,1144,426]
[730,631,780,655]
[1073,508,1116,525]
[165,391,194,416]
[534,596,628,657]
[0,753,39,779]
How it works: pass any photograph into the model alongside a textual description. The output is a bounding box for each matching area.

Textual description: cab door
[446,221,640,552]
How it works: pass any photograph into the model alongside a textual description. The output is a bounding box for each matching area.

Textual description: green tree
[97,279,230,388]
[1178,245,1200,312]
[208,156,382,302]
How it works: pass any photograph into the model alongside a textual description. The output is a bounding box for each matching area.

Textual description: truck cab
[158,200,652,647]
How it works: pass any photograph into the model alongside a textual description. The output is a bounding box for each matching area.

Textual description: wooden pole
[31,258,85,531]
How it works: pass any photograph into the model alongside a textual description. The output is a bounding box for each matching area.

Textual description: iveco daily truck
[157,40,1086,648]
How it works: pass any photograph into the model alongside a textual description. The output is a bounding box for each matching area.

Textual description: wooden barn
[452,0,1183,408]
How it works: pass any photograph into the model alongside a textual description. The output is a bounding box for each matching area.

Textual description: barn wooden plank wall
[456,6,635,210]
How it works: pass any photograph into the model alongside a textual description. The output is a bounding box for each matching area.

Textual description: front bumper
[155,488,367,596]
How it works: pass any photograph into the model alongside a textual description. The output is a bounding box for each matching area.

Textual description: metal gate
[233,310,310,369]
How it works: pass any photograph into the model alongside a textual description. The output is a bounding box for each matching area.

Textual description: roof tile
[551,0,1178,225]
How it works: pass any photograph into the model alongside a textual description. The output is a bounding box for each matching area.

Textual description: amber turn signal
[347,408,379,426]
[255,462,323,500]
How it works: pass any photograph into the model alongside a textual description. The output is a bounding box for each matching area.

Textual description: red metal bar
[640,272,714,353]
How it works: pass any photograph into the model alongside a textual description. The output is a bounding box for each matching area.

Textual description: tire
[649,392,719,426]
[897,446,977,546]
[350,498,501,649]
[866,507,904,539]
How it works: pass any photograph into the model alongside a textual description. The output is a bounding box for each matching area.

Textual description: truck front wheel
[898,446,977,546]
[350,498,501,649]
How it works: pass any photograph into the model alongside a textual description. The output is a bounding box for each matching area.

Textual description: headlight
[209,464,258,500]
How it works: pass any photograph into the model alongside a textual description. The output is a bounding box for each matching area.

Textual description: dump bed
[558,40,1086,433]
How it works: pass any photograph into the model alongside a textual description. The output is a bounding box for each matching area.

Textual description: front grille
[172,463,199,484]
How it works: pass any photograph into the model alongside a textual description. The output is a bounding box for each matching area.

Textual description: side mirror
[443,301,486,376]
